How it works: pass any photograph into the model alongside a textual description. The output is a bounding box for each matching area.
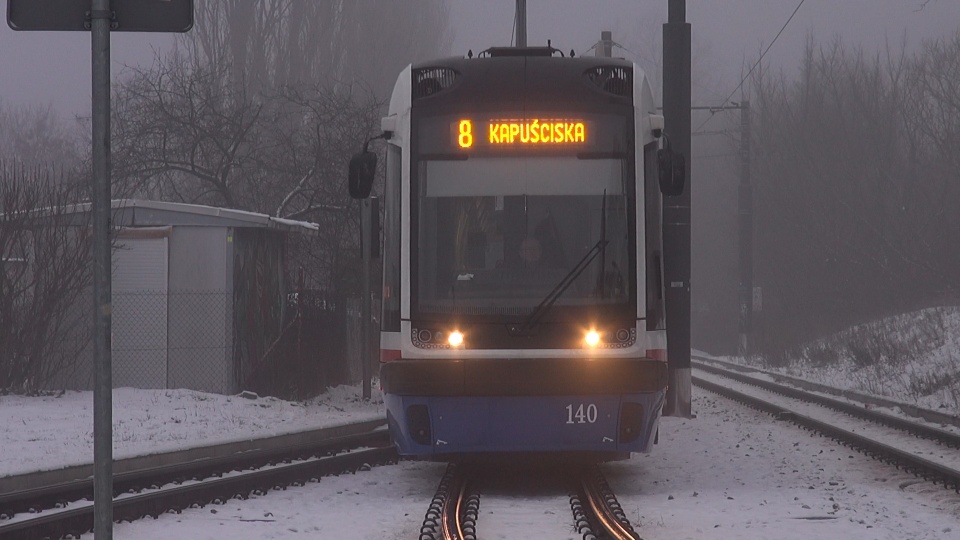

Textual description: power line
[611,42,658,65]
[698,0,806,130]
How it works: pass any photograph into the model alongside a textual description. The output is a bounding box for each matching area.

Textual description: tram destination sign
[418,112,630,156]
[456,118,588,148]
[7,0,193,32]
[417,113,632,156]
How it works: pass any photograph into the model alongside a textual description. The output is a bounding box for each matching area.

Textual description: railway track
[419,463,640,540]
[693,355,960,430]
[692,357,960,493]
[0,429,397,540]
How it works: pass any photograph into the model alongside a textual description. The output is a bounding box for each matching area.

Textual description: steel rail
[0,444,397,540]
[441,470,468,540]
[581,474,638,540]
[425,464,641,540]
[694,376,960,493]
[692,360,960,448]
[692,355,960,429]
[0,428,389,520]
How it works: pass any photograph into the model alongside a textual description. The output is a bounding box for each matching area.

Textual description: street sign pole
[7,2,193,537]
[90,2,113,536]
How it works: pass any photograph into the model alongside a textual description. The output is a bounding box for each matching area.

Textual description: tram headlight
[447,330,464,347]
[584,329,602,348]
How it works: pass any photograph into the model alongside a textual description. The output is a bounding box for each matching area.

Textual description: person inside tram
[532,210,567,268]
[518,235,542,265]
[516,210,566,269]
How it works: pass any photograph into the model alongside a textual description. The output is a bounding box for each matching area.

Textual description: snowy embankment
[724,306,960,416]
[0,384,384,479]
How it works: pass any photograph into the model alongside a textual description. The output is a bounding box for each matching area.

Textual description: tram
[349,45,683,459]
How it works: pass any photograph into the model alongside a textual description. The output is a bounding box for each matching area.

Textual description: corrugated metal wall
[112,229,169,389]
[168,227,233,394]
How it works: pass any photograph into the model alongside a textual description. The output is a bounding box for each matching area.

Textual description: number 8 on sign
[458,120,473,148]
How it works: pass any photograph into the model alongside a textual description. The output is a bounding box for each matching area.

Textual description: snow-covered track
[0,430,396,540]
[572,465,641,540]
[419,463,640,540]
[694,355,960,429]
[693,373,960,494]
[692,357,960,448]
[418,463,475,540]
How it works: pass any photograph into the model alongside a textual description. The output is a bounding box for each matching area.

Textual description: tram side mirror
[348,150,377,199]
[657,148,685,197]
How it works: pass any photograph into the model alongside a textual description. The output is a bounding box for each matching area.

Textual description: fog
[3,1,957,113]
[1,0,959,355]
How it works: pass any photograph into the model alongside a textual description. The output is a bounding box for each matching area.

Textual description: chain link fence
[100,290,379,399]
[45,289,374,400]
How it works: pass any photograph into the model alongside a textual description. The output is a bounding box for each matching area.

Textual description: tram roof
[409,48,635,108]
[413,50,632,74]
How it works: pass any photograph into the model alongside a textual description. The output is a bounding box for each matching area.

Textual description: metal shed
[60,199,318,394]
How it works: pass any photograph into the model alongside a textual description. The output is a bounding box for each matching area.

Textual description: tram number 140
[565,403,598,424]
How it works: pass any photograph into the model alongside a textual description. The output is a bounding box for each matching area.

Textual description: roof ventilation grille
[585,66,632,98]
[413,68,458,100]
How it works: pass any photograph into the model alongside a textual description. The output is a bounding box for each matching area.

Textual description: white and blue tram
[349,46,679,459]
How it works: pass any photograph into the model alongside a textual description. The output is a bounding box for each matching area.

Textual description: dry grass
[758,307,960,411]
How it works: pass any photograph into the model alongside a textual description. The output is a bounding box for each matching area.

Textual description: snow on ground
[0,384,384,478]
[4,307,960,536]
[90,392,960,540]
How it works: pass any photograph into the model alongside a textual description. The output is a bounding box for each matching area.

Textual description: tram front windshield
[416,157,632,317]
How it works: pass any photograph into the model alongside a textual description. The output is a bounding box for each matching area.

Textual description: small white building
[57,199,318,394]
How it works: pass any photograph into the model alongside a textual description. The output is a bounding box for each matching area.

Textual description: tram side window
[382,144,401,332]
[644,142,665,330]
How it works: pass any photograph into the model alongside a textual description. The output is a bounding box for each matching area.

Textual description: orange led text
[488,119,586,145]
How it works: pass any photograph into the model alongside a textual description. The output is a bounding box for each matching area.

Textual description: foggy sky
[0,1,958,115]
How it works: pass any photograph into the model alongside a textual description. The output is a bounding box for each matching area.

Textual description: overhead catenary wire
[697,0,807,130]
[579,39,656,65]
[611,42,658,66]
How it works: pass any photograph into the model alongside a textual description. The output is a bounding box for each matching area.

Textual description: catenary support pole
[516,0,526,47]
[662,0,692,417]
[91,0,114,537]
[738,101,754,356]
[596,30,613,57]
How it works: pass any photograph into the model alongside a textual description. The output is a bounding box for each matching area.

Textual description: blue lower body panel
[385,391,664,456]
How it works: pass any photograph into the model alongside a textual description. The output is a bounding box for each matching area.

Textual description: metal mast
[662,0,692,417]
[516,0,527,47]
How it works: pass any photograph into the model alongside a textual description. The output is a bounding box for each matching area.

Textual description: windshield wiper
[507,238,608,336]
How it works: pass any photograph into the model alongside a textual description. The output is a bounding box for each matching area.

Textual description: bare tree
[111,51,382,290]
[749,37,956,351]
[0,101,80,170]
[178,0,452,96]
[0,166,92,392]
[112,55,263,208]
[904,31,960,292]
[110,0,454,295]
